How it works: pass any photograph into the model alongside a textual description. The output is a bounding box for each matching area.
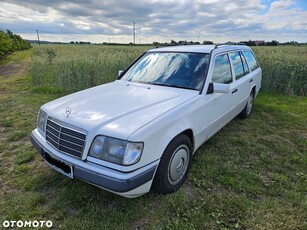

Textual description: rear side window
[243,51,259,71]
[212,54,232,84]
[229,52,245,80]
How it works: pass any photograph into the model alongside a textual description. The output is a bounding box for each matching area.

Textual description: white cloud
[0,0,306,43]
[260,0,307,31]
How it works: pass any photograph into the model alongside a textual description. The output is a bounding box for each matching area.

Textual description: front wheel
[239,91,254,119]
[152,134,192,194]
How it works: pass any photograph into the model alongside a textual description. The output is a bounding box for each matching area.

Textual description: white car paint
[31,44,262,198]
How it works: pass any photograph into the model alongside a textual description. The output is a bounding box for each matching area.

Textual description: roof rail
[214,42,246,49]
[154,43,188,49]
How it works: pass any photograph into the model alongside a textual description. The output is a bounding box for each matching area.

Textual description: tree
[266,40,278,46]
[203,40,213,44]
[0,30,13,57]
[0,30,31,58]
[241,40,256,46]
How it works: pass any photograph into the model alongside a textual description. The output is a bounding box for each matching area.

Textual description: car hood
[42,80,199,140]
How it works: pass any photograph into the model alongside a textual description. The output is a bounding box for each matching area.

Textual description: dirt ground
[0,63,23,76]
[0,59,29,77]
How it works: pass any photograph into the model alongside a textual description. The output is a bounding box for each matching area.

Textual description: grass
[0,49,31,65]
[252,46,307,96]
[0,48,306,229]
[30,45,307,96]
[30,45,151,93]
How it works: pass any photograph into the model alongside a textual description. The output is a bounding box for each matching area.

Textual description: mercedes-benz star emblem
[65,107,72,117]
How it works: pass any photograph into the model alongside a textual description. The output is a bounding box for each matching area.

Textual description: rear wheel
[152,134,192,194]
[239,91,254,119]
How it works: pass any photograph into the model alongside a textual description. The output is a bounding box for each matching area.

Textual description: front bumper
[30,129,158,198]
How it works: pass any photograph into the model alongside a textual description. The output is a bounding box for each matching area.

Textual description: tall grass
[30,45,150,93]
[252,46,307,96]
[31,45,307,96]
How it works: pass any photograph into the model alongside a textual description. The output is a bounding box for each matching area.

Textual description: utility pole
[36,30,40,45]
[133,22,135,44]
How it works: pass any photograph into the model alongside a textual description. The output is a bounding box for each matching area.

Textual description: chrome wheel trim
[167,145,190,185]
[246,93,254,116]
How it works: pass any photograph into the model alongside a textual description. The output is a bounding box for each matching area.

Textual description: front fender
[128,97,202,169]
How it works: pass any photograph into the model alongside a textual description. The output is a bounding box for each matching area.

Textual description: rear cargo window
[240,52,250,75]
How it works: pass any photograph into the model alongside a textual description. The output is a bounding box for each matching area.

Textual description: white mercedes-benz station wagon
[31,44,261,198]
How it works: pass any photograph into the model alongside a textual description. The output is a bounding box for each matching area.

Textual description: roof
[147,44,250,53]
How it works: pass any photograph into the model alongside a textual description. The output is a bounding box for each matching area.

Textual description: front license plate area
[44,152,73,178]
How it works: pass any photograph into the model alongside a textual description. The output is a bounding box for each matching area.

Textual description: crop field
[30,45,150,93]
[252,46,307,96]
[30,45,307,96]
[0,47,306,229]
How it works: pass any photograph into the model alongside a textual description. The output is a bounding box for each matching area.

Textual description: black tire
[239,90,255,119]
[152,134,192,194]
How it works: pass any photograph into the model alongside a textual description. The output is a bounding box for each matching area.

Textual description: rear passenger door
[229,51,252,114]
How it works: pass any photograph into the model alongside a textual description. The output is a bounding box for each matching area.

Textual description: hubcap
[168,145,189,185]
[246,93,253,115]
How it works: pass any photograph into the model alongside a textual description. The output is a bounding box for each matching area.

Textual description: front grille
[46,118,86,158]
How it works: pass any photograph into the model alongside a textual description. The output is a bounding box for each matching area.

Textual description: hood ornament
[65,107,72,117]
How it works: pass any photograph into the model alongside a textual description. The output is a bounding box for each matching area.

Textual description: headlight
[37,109,47,134]
[88,136,143,166]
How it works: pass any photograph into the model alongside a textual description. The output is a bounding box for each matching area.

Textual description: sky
[0,0,306,44]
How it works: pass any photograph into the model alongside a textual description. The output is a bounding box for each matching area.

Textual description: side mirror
[207,82,230,94]
[118,70,123,78]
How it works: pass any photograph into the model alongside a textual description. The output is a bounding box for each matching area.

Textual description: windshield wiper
[146,82,196,90]
[133,80,196,90]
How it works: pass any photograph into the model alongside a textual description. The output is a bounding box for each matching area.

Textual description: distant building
[240,40,266,46]
[254,40,265,46]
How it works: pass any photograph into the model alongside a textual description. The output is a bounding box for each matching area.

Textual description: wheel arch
[151,129,194,194]
[127,107,198,171]
[157,128,195,159]
[180,129,195,153]
[251,85,256,97]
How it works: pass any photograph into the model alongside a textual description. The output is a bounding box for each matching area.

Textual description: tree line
[0,30,32,58]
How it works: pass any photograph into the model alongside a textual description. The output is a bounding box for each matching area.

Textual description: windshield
[120,52,210,91]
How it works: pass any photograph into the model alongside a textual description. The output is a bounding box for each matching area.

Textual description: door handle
[232,88,238,94]
[249,79,253,83]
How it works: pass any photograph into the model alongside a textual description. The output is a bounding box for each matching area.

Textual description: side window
[240,51,250,75]
[212,54,232,84]
[243,51,259,71]
[229,52,245,80]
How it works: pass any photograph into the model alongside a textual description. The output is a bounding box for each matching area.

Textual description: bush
[0,30,31,58]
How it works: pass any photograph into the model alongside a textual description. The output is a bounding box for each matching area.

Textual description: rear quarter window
[243,51,259,71]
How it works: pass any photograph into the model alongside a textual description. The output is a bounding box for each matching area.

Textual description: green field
[0,47,306,229]
[252,46,307,96]
[30,45,307,96]
[30,45,150,93]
